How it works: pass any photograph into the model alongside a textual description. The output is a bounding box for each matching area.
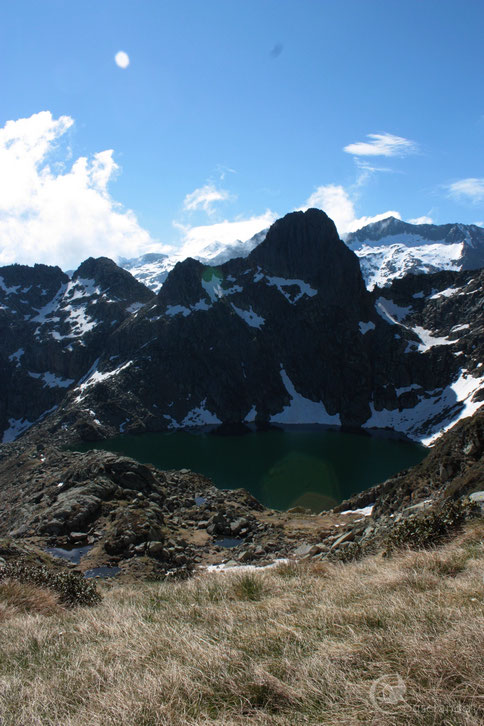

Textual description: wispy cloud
[408,215,433,225]
[0,111,154,270]
[447,178,484,202]
[173,211,277,258]
[344,132,417,157]
[183,183,232,215]
[301,184,400,236]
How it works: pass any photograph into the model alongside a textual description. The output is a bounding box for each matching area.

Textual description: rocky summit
[0,208,483,447]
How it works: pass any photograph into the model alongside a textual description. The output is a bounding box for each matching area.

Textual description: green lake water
[75,427,427,512]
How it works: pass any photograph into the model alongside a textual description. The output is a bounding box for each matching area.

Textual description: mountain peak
[73,256,153,301]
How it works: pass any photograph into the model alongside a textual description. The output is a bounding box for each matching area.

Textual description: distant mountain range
[119,216,484,292]
[346,216,484,289]
[119,229,267,293]
[1,209,482,448]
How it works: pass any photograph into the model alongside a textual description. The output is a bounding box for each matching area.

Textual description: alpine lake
[74,426,427,512]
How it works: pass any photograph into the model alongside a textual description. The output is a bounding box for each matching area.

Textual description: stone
[294,543,319,557]
[330,530,355,550]
[70,532,88,542]
[146,541,168,558]
[469,491,484,511]
[230,517,248,535]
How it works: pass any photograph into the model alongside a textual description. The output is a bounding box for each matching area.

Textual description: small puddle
[84,566,121,579]
[45,545,93,564]
[195,496,207,506]
[214,537,243,548]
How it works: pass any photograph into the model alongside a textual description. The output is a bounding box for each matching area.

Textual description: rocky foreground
[0,407,482,582]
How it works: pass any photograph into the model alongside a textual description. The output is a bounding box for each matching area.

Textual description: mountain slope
[1,209,482,447]
[346,216,484,289]
[0,258,154,441]
[40,210,484,445]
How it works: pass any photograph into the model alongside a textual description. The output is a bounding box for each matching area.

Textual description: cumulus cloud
[447,178,484,202]
[183,184,232,215]
[114,51,130,68]
[0,111,154,270]
[174,210,277,258]
[344,132,417,157]
[302,184,400,236]
[408,215,433,225]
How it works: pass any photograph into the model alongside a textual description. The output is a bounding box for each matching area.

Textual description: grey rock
[294,543,319,557]
[230,517,248,535]
[330,530,355,550]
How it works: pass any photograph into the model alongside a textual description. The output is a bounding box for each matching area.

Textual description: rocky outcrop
[0,445,300,577]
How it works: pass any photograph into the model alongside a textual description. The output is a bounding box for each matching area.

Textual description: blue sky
[0,0,483,268]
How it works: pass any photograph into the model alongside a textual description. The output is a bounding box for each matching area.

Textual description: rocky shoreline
[0,406,482,583]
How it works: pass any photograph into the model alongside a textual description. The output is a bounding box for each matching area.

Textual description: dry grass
[0,579,62,620]
[0,520,483,725]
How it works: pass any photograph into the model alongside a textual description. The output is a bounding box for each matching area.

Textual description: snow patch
[74,360,133,402]
[0,277,20,295]
[363,369,484,444]
[429,287,460,300]
[166,305,191,317]
[181,399,222,427]
[413,326,453,352]
[359,321,376,335]
[375,298,411,325]
[205,558,288,574]
[2,417,33,443]
[271,369,341,425]
[341,505,374,516]
[265,276,318,304]
[231,304,265,329]
[244,405,257,423]
[8,348,24,365]
[201,272,224,302]
[126,302,144,314]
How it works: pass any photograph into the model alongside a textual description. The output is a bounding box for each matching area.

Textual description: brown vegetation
[0,518,483,725]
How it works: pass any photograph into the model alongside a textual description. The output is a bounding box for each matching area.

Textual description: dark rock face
[249,209,365,298]
[0,257,155,441]
[0,209,482,447]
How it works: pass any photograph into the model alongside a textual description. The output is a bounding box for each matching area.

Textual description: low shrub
[385,498,480,553]
[0,562,101,607]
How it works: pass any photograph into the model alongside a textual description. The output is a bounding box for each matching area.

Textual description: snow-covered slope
[121,216,484,294]
[346,217,484,289]
[119,229,268,293]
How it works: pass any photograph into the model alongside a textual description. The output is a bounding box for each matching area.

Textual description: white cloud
[408,215,433,225]
[114,51,130,69]
[302,184,400,236]
[183,184,232,215]
[344,132,417,157]
[447,178,484,202]
[174,210,277,258]
[0,111,154,270]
